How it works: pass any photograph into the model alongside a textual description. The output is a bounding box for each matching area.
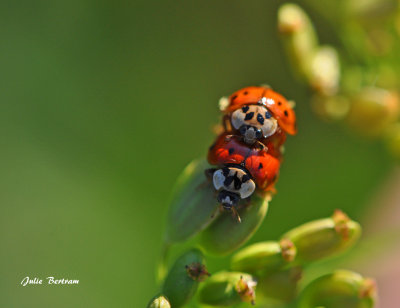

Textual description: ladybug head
[212,166,255,209]
[231,105,278,144]
[217,190,240,210]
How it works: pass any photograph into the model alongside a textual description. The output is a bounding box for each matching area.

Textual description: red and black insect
[220,86,297,159]
[206,132,280,221]
[205,85,297,222]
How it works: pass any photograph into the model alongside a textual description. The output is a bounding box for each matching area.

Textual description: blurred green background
[0,1,392,307]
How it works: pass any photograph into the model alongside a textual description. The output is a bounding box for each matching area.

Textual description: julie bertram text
[21,276,79,286]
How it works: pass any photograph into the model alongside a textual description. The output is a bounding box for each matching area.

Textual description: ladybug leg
[225,134,242,143]
[244,197,252,207]
[212,189,220,199]
[223,114,233,132]
[212,123,224,135]
[204,168,217,181]
[255,141,268,153]
[224,134,234,142]
[196,181,210,191]
[195,169,216,191]
[210,204,223,219]
[231,206,242,223]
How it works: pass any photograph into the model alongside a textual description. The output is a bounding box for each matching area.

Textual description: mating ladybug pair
[205,86,297,221]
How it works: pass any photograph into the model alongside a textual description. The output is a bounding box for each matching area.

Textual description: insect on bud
[230,239,296,276]
[162,249,209,308]
[147,295,171,308]
[198,271,257,306]
[280,210,361,264]
[298,270,376,308]
[165,160,220,244]
[199,192,270,256]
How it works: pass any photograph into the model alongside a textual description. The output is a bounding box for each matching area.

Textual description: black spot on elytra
[232,95,237,101]
[278,101,282,106]
[241,106,249,113]
[244,112,254,121]
[257,114,265,125]
[258,163,263,170]
[265,111,272,119]
[229,148,235,155]
[243,91,248,95]
[284,110,289,117]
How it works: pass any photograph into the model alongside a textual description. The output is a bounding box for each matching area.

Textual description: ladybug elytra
[221,86,297,149]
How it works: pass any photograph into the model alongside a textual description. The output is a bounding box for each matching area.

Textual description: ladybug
[220,86,297,152]
[206,133,280,221]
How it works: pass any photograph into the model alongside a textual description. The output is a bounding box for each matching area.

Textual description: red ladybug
[206,133,280,220]
[220,86,297,155]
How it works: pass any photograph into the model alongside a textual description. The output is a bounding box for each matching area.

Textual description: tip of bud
[147,295,171,308]
[185,262,210,282]
[280,238,297,262]
[278,4,306,34]
[236,276,257,304]
[359,278,377,300]
[332,209,350,240]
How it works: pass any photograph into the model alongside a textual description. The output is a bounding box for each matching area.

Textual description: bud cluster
[278,3,400,160]
[148,210,376,307]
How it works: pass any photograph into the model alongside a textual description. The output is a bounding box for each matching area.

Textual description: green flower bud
[230,239,296,276]
[147,295,171,308]
[309,46,340,96]
[199,192,270,256]
[347,87,399,137]
[346,0,397,22]
[278,3,318,82]
[298,270,376,308]
[281,210,361,264]
[165,159,219,243]
[162,249,209,307]
[198,271,257,306]
[257,266,302,302]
